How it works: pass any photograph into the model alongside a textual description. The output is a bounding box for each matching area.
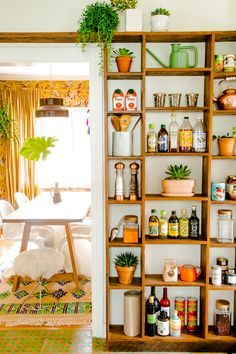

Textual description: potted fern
[112,48,134,72]
[114,251,138,284]
[111,0,142,32]
[151,7,170,32]
[161,164,195,197]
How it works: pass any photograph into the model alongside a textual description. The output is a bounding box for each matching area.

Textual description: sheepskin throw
[13,248,64,280]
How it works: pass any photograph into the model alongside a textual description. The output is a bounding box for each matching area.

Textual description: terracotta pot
[162,179,195,196]
[115,265,136,284]
[218,137,235,156]
[116,56,132,73]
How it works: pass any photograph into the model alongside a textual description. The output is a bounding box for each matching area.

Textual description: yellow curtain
[0,89,40,204]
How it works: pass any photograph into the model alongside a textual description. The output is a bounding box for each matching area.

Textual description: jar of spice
[226,175,236,200]
[217,257,228,284]
[214,299,231,336]
[123,215,139,243]
[217,209,234,243]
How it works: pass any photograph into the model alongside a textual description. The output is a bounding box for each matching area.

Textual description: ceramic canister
[211,182,226,201]
[112,132,133,156]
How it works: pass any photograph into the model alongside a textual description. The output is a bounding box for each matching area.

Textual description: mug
[178,264,202,282]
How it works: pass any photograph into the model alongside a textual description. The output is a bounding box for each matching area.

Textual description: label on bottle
[179,219,189,238]
[170,318,181,336]
[168,223,179,237]
[159,220,168,237]
[170,131,178,150]
[179,130,192,150]
[158,136,168,152]
[147,133,156,152]
[149,221,159,236]
[160,306,170,317]
[193,131,206,152]
[147,313,156,324]
[157,318,170,336]
[189,220,199,238]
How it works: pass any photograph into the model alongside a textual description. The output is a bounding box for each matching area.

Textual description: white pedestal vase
[125,9,142,31]
[151,14,169,32]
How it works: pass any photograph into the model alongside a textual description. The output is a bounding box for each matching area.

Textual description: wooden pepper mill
[129,162,139,200]
[114,162,125,200]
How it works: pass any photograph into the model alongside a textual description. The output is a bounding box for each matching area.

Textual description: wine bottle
[189,206,200,239]
[160,287,170,317]
[146,295,156,336]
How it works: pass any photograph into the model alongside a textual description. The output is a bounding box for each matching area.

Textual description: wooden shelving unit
[104,31,236,352]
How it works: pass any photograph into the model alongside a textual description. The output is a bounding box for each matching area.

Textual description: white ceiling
[0,62,89,80]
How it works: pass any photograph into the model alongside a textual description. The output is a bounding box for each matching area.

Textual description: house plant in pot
[212,128,236,156]
[111,0,142,31]
[161,164,195,197]
[114,251,138,284]
[151,7,170,32]
[112,48,134,73]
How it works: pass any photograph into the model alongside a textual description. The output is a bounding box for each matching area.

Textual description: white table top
[3,192,91,224]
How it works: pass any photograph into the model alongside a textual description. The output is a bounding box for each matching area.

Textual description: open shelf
[145,68,211,76]
[109,238,142,247]
[209,281,236,290]
[211,199,236,204]
[145,274,206,287]
[214,70,236,79]
[109,276,142,289]
[213,110,236,115]
[145,152,209,157]
[108,197,142,204]
[108,155,143,160]
[107,110,142,115]
[144,328,203,342]
[210,238,236,247]
[145,236,207,244]
[145,106,209,112]
[212,155,236,159]
[107,72,142,80]
[109,325,143,341]
[207,326,236,341]
[145,194,208,201]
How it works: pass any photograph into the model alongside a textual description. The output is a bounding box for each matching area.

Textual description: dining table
[2,191,91,292]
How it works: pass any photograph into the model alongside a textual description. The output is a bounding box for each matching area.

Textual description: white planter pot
[151,14,169,32]
[125,9,142,32]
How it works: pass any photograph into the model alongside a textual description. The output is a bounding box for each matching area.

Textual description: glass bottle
[189,206,200,239]
[217,209,234,243]
[179,208,189,238]
[147,124,157,153]
[148,209,159,239]
[159,209,168,239]
[146,295,156,336]
[169,112,179,152]
[179,116,193,152]
[192,117,207,152]
[168,210,179,238]
[157,124,168,152]
[160,287,170,317]
[145,286,160,335]
[157,310,170,336]
[170,309,181,336]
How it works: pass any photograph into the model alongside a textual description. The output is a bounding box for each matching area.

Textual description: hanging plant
[111,0,138,12]
[0,103,18,142]
[76,1,119,71]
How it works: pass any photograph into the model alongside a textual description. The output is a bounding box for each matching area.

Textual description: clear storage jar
[214,299,231,336]
[217,209,234,243]
[123,215,139,243]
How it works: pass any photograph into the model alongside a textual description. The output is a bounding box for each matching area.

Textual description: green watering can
[146,43,198,68]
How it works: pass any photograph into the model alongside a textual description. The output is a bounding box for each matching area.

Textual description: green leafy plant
[114,252,138,267]
[0,103,18,141]
[20,136,57,161]
[111,0,137,12]
[151,7,170,16]
[76,2,119,71]
[212,127,236,140]
[164,164,191,180]
[112,48,134,57]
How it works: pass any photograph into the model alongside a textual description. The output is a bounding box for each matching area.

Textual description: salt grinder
[129,162,139,200]
[114,162,125,200]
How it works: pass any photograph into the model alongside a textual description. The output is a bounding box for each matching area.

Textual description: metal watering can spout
[146,47,168,68]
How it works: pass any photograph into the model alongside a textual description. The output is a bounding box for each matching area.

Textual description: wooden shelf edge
[210,238,236,247]
[145,237,207,244]
[145,194,208,201]
[145,274,206,287]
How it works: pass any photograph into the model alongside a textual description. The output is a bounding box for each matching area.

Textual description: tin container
[226,272,236,286]
[223,54,235,72]
[211,182,226,201]
[212,265,222,286]
[214,54,224,72]
[217,257,228,266]
[226,175,236,200]
[187,297,198,332]
[175,297,185,330]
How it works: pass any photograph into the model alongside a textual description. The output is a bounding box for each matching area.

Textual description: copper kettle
[213,78,236,110]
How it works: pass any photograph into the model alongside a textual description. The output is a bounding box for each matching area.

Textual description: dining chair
[14,192,56,248]
[57,224,91,276]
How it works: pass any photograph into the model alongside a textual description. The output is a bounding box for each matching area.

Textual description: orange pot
[218,137,235,156]
[116,56,132,73]
[115,265,136,284]
[178,264,202,282]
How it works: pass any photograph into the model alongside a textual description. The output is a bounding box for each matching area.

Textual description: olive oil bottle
[168,210,179,238]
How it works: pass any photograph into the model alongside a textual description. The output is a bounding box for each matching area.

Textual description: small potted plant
[212,128,236,156]
[114,251,138,284]
[151,7,170,32]
[111,0,142,31]
[112,48,134,73]
[161,164,195,196]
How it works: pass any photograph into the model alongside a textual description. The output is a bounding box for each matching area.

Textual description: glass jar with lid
[214,299,231,335]
[123,215,139,244]
[217,209,234,243]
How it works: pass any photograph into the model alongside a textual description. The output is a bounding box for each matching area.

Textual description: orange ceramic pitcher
[178,264,202,282]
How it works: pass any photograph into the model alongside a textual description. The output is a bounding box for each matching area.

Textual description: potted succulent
[20,136,58,161]
[112,48,134,72]
[212,128,236,156]
[76,2,119,72]
[161,164,195,196]
[151,7,170,32]
[114,251,138,284]
[111,0,142,31]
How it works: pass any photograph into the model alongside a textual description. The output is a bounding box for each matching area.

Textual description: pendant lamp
[35,98,69,117]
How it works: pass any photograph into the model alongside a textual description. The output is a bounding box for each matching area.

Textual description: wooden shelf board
[108,238,142,247]
[212,155,236,159]
[144,328,203,342]
[145,236,207,245]
[109,276,142,289]
[107,72,142,80]
[145,106,209,112]
[211,199,236,204]
[210,238,236,247]
[107,155,143,160]
[214,71,236,79]
[145,194,208,201]
[107,110,142,115]
[113,33,144,43]
[109,325,143,341]
[145,274,206,287]
[208,326,236,341]
[208,282,236,291]
[214,31,236,42]
[145,152,209,157]
[213,110,236,115]
[145,32,213,43]
[108,198,142,204]
[145,68,211,76]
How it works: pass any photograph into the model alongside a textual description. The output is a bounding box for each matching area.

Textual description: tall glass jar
[214,299,231,336]
[217,209,234,243]
[123,215,139,244]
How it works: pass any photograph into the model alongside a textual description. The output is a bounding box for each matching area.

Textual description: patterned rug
[0,278,92,326]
